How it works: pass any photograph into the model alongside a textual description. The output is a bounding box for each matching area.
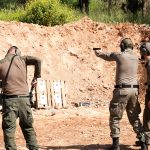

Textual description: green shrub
[21,0,77,26]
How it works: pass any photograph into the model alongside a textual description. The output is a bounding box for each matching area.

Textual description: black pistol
[29,86,34,108]
[93,48,101,50]
[29,78,36,108]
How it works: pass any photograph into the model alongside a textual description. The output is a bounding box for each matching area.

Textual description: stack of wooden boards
[34,78,67,109]
[0,79,67,109]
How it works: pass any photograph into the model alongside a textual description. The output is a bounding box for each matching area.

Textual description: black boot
[108,137,120,150]
[140,141,148,150]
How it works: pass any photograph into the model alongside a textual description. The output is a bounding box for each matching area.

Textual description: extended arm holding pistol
[93,47,116,61]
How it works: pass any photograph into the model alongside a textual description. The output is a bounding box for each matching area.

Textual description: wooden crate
[35,78,49,108]
[48,80,67,109]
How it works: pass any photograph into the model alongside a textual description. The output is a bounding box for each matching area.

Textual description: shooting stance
[0,46,41,150]
[93,38,148,150]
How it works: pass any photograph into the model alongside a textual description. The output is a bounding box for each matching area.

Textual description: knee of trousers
[109,102,124,119]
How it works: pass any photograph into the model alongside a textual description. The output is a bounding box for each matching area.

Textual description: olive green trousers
[2,97,38,150]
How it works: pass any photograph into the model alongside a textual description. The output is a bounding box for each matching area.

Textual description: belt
[3,95,29,99]
[114,84,139,88]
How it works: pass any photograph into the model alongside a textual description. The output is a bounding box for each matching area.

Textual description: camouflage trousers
[2,97,38,150]
[109,88,144,138]
[143,89,150,143]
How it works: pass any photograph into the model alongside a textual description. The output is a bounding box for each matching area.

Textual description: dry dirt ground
[0,107,149,150]
[0,17,150,149]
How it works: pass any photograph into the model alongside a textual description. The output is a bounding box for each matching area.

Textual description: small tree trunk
[108,0,112,15]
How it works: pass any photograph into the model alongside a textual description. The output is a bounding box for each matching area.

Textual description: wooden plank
[54,93,62,109]
[49,80,67,109]
[46,80,51,108]
[61,80,67,108]
[35,87,38,109]
[35,78,48,108]
[53,80,62,109]
[50,80,56,108]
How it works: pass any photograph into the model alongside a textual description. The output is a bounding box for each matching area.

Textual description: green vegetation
[89,0,150,24]
[21,0,77,26]
[60,0,78,6]
[0,0,149,26]
[0,9,24,21]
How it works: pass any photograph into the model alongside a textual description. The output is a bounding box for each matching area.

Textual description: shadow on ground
[39,144,140,150]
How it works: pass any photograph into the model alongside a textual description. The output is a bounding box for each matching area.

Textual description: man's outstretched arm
[93,48,116,61]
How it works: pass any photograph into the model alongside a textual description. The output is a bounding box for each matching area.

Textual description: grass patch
[0,0,149,25]
[0,8,25,21]
[87,0,150,24]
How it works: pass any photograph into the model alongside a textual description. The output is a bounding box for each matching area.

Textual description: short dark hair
[120,38,133,52]
[7,46,21,56]
[9,46,18,51]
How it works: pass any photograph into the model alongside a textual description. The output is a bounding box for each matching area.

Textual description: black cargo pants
[2,97,38,150]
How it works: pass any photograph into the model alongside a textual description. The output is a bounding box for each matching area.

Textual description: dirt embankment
[0,17,150,105]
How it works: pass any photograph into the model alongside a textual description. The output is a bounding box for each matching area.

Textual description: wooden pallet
[48,80,67,109]
[35,78,49,109]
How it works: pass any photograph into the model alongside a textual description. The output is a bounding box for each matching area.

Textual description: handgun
[29,78,36,108]
[29,86,34,108]
[93,48,101,50]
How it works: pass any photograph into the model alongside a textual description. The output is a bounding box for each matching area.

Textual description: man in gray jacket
[94,38,147,150]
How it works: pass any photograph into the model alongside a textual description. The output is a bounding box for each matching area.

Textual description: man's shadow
[39,144,139,150]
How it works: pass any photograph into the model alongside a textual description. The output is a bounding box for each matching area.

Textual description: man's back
[0,54,41,96]
[114,50,138,85]
[95,49,139,85]
[1,46,40,150]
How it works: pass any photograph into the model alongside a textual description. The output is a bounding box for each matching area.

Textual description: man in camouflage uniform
[93,38,147,150]
[139,42,150,145]
[78,0,90,15]
[0,46,41,150]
